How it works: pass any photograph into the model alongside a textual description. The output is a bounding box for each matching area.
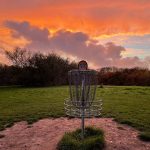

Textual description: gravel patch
[0,118,149,150]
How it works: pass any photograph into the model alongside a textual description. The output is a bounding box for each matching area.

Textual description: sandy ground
[0,118,149,150]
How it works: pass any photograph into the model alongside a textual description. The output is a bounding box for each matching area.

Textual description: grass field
[0,86,150,140]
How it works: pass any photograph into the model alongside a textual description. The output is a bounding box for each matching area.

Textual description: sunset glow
[0,0,150,68]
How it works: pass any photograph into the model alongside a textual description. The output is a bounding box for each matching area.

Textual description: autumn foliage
[97,67,150,86]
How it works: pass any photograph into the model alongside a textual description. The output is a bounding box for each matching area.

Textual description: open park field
[0,86,150,139]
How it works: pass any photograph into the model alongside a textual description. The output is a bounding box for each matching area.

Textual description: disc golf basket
[64,60,102,139]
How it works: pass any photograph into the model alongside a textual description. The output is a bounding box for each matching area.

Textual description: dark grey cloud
[4,20,148,68]
[5,21,49,42]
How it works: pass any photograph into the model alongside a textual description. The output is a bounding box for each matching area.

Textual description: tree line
[0,48,77,86]
[97,67,150,86]
[0,48,150,86]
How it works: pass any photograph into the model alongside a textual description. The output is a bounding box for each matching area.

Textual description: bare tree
[5,47,31,67]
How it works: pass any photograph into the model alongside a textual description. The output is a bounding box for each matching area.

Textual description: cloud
[97,34,150,59]
[4,20,149,68]
[1,0,150,36]
[5,21,49,42]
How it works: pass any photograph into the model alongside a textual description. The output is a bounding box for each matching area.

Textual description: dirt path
[0,118,149,150]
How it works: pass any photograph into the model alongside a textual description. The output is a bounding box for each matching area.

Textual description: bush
[57,127,105,150]
[2,48,78,86]
[98,67,150,86]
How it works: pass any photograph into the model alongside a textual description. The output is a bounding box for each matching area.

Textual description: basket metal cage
[64,69,102,118]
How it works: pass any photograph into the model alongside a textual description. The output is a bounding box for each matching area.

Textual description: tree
[5,47,31,67]
[98,67,150,86]
[3,48,78,86]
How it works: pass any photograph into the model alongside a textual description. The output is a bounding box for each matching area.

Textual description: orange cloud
[0,0,150,36]
[4,20,149,69]
[0,1,150,67]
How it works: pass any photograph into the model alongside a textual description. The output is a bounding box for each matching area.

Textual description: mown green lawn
[0,86,150,140]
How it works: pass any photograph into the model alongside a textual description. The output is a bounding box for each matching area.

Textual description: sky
[0,0,150,69]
